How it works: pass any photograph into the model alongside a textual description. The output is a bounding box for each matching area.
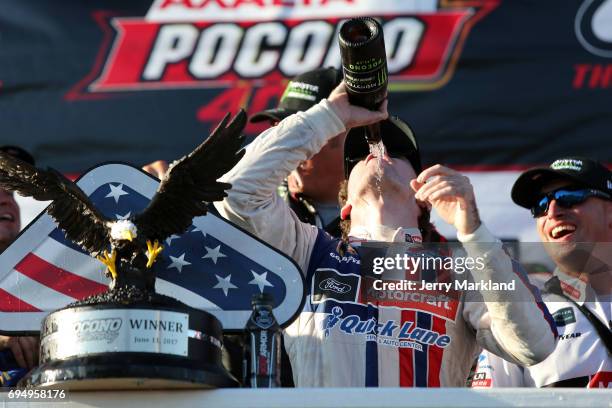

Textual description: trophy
[0,112,247,389]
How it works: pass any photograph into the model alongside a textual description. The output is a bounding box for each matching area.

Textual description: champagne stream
[368,139,387,193]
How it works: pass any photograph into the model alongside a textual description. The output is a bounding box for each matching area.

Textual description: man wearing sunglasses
[216,82,557,387]
[471,156,611,388]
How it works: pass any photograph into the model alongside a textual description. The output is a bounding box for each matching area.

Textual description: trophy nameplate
[26,293,236,390]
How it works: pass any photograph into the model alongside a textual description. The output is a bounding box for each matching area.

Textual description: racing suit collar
[554,268,589,304]
[348,225,422,243]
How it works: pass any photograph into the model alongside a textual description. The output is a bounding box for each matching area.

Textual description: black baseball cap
[249,67,343,123]
[0,145,35,165]
[344,115,422,179]
[511,156,612,208]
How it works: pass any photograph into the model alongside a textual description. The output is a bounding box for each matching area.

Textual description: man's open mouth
[550,224,576,240]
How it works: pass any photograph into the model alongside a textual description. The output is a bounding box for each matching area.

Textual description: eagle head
[110,220,138,242]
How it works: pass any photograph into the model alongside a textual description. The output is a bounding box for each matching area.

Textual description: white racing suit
[216,100,557,387]
[471,271,611,388]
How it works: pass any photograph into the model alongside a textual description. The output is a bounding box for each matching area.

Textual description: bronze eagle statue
[0,111,246,288]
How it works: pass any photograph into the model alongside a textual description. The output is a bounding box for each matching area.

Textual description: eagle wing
[135,110,246,241]
[0,153,112,257]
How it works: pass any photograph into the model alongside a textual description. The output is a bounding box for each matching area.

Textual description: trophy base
[23,290,239,390]
[23,356,236,390]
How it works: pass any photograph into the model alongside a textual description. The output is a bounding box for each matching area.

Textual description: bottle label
[249,329,280,387]
[342,58,388,94]
[346,57,385,73]
[257,330,269,375]
[251,309,275,329]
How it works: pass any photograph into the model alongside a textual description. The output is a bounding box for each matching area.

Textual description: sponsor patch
[558,332,581,340]
[363,276,460,322]
[471,371,492,388]
[551,159,583,172]
[319,306,452,350]
[312,268,359,303]
[553,307,576,327]
[589,371,612,388]
[281,81,319,102]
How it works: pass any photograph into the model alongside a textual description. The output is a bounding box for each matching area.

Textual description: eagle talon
[146,240,164,268]
[97,250,117,280]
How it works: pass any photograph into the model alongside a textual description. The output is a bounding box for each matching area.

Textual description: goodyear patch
[553,307,576,327]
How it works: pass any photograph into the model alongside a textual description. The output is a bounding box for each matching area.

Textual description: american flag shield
[0,163,304,333]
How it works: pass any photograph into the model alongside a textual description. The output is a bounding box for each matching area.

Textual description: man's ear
[340,203,352,220]
[409,179,422,193]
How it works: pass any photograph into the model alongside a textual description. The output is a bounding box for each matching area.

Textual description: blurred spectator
[0,146,34,254]
[141,160,169,180]
[250,67,344,236]
[471,156,611,388]
[0,146,40,381]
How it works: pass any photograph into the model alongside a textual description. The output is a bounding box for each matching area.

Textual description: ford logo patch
[319,278,352,294]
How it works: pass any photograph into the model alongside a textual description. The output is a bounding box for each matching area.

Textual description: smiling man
[471,157,612,388]
[0,188,20,254]
[0,146,33,254]
[216,82,556,387]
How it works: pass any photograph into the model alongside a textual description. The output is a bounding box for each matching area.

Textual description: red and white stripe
[0,239,107,312]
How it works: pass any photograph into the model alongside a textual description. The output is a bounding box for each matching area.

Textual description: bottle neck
[252,304,273,312]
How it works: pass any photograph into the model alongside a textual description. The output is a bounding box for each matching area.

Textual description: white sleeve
[214,100,346,273]
[459,224,557,366]
[470,350,526,388]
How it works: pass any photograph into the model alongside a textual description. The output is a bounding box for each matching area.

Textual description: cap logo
[281,81,319,102]
[551,159,583,172]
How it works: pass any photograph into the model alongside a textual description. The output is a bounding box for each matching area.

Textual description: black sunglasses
[531,188,611,218]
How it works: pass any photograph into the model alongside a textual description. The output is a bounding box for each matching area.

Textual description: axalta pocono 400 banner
[1,0,611,249]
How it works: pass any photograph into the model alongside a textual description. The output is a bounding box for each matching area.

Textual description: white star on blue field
[202,245,227,264]
[213,274,237,296]
[167,253,191,273]
[105,183,128,203]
